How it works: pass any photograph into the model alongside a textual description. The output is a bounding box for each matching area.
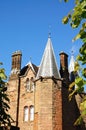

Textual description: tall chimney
[11,50,22,73]
[59,51,69,83]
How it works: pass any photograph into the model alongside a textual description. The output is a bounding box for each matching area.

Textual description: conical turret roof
[36,36,61,79]
[69,55,75,73]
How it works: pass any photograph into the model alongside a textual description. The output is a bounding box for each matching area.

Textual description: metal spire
[36,36,61,79]
[69,50,75,74]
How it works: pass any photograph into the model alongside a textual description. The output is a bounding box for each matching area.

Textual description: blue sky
[0,0,81,76]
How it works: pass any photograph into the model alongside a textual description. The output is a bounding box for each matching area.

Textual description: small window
[26,78,34,92]
[24,106,29,122]
[26,78,30,92]
[31,82,35,92]
[30,106,34,121]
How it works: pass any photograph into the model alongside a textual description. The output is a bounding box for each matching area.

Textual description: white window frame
[30,106,34,121]
[24,106,29,122]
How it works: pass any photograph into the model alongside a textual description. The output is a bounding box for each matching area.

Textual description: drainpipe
[16,75,20,127]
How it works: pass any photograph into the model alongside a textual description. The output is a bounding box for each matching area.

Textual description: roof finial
[48,32,51,38]
[71,50,74,56]
[48,25,51,38]
[70,46,75,56]
[30,56,32,63]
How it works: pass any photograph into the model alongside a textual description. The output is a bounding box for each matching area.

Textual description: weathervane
[70,46,76,56]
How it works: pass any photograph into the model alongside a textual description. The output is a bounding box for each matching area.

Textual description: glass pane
[24,106,28,121]
[30,106,34,121]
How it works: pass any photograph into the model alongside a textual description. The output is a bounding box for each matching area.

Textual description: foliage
[0,62,13,126]
[62,0,86,125]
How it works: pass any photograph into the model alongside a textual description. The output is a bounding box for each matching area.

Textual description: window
[26,78,30,92]
[24,106,29,122]
[30,106,34,121]
[26,78,34,92]
[31,82,35,92]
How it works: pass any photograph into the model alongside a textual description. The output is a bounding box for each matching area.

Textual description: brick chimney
[11,50,22,74]
[59,51,69,84]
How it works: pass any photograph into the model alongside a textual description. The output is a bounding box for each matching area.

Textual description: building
[7,36,86,130]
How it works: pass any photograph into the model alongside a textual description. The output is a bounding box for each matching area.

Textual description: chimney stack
[11,50,22,74]
[59,51,69,83]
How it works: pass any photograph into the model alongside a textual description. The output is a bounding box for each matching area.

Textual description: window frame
[29,105,34,121]
[26,78,34,92]
[24,106,29,122]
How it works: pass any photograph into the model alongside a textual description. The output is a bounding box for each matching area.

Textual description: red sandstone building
[7,36,86,130]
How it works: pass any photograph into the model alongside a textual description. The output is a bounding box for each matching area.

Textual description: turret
[35,36,62,130]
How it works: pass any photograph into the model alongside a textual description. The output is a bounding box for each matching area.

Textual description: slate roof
[20,62,38,76]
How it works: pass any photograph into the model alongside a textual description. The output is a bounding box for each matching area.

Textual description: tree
[0,62,13,127]
[62,0,86,125]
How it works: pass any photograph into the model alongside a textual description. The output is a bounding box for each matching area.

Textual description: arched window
[30,105,34,121]
[26,78,34,92]
[26,78,30,92]
[24,106,29,122]
[32,82,35,91]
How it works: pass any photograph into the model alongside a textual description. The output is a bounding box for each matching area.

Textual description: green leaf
[73,33,81,41]
[74,61,80,72]
[62,0,86,126]
[75,77,83,87]
[79,43,86,55]
[80,31,86,39]
[0,69,7,80]
[75,77,85,92]
[82,68,86,78]
[69,89,77,101]
[64,0,69,2]
[81,109,86,117]
[69,82,75,91]
[82,38,86,43]
[71,23,78,28]
[75,0,80,4]
[3,102,10,110]
[62,16,69,24]
[2,94,10,102]
[80,100,86,111]
[74,116,83,125]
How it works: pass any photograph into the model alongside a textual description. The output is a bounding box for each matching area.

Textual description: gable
[20,63,38,77]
